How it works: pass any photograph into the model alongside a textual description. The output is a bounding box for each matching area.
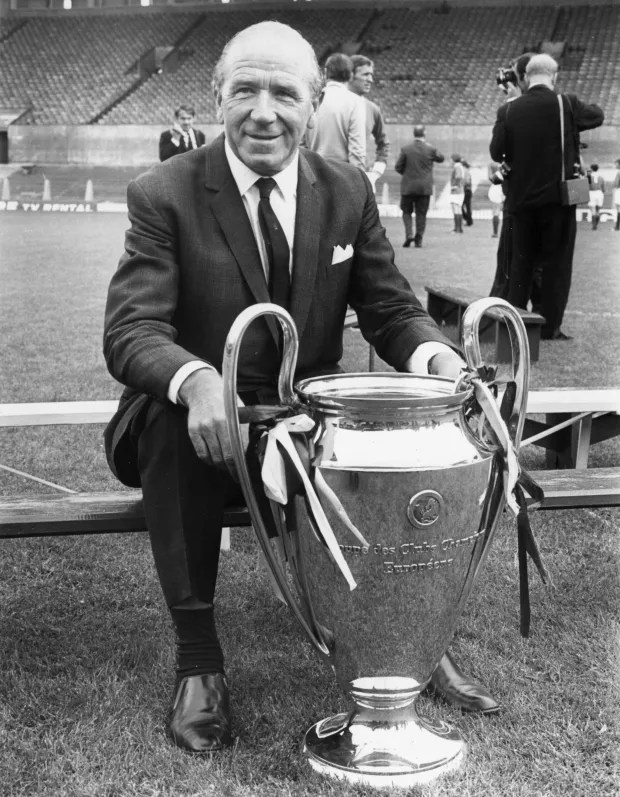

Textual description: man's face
[350,65,374,96]
[176,111,194,132]
[216,35,317,176]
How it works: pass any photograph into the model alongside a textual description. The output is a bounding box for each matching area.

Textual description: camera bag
[558,94,589,206]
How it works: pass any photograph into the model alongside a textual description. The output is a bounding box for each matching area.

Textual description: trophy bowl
[223,300,529,788]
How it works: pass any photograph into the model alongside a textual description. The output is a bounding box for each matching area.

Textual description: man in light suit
[159,104,206,161]
[306,52,366,170]
[104,21,498,757]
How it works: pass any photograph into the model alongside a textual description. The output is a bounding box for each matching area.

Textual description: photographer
[490,54,603,340]
[489,53,531,299]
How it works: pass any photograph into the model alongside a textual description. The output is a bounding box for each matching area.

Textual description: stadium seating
[0,4,618,127]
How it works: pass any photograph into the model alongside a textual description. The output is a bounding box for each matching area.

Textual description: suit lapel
[290,152,321,341]
[205,135,278,342]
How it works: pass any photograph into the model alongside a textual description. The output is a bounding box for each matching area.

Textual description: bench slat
[0,469,618,539]
[0,491,250,538]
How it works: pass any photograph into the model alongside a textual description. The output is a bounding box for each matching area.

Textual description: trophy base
[303,703,465,789]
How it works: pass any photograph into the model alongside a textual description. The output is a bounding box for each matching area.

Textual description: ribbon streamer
[260,415,367,591]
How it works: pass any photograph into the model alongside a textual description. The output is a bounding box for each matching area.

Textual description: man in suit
[490,54,603,340]
[395,125,444,247]
[104,20,498,757]
[159,104,206,161]
[306,53,366,171]
[348,54,390,190]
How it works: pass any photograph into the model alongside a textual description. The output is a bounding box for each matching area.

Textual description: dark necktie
[255,177,290,309]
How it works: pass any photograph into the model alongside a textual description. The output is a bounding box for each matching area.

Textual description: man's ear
[215,91,224,124]
[305,101,318,131]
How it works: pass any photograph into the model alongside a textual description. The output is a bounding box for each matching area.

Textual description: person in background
[461,160,473,226]
[487,161,504,239]
[104,20,498,758]
[587,164,605,230]
[449,153,465,233]
[490,53,604,340]
[348,54,390,191]
[395,124,445,247]
[306,52,366,170]
[159,104,206,162]
[489,53,533,301]
[613,158,620,231]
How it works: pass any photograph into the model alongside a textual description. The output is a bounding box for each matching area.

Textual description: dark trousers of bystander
[400,193,431,245]
[507,203,576,337]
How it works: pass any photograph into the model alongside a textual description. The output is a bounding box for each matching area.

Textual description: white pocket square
[331,244,354,265]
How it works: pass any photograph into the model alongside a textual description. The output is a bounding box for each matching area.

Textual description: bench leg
[495,323,540,362]
[572,414,593,470]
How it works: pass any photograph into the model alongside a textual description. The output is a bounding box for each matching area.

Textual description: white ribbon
[260,415,368,591]
[469,378,521,516]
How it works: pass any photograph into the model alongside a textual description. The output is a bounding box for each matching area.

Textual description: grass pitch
[0,209,618,796]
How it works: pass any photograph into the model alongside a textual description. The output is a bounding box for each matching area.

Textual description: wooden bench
[0,467,618,541]
[425,284,545,362]
[524,388,620,469]
[1,397,618,544]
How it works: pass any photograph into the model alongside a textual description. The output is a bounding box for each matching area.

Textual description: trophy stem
[303,677,465,788]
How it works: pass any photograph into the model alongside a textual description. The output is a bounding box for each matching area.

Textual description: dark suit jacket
[104,134,451,483]
[489,86,604,213]
[159,128,206,162]
[395,140,445,196]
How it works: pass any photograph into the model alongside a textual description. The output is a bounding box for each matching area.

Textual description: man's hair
[513,52,534,83]
[212,21,323,101]
[174,104,195,118]
[590,163,599,171]
[351,54,373,73]
[451,153,462,162]
[413,125,425,138]
[525,53,558,80]
[325,53,353,83]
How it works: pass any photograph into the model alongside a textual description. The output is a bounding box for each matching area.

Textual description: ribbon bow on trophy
[455,366,553,637]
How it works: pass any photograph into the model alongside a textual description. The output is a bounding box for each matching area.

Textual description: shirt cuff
[167,361,215,404]
[405,341,454,374]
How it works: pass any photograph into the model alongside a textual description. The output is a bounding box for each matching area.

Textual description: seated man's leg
[138,400,241,753]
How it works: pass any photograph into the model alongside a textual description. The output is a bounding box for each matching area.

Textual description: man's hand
[170,122,184,145]
[428,349,467,379]
[178,368,248,480]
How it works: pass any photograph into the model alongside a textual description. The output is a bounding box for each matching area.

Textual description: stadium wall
[8,123,620,168]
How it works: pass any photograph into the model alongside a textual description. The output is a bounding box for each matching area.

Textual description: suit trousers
[507,204,576,334]
[400,194,430,239]
[136,395,272,608]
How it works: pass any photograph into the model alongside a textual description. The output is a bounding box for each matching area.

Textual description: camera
[490,161,511,185]
[496,66,517,91]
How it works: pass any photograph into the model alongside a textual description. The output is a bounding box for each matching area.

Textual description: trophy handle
[222,303,330,656]
[460,298,530,447]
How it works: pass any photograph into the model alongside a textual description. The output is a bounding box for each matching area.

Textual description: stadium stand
[0,4,618,127]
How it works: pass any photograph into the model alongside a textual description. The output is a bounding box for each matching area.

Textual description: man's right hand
[178,368,248,480]
[170,123,184,144]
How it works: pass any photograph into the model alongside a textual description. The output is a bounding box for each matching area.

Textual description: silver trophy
[223,300,529,788]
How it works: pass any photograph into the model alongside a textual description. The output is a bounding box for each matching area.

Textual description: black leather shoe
[428,652,500,714]
[414,236,422,248]
[403,237,414,248]
[168,673,233,753]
